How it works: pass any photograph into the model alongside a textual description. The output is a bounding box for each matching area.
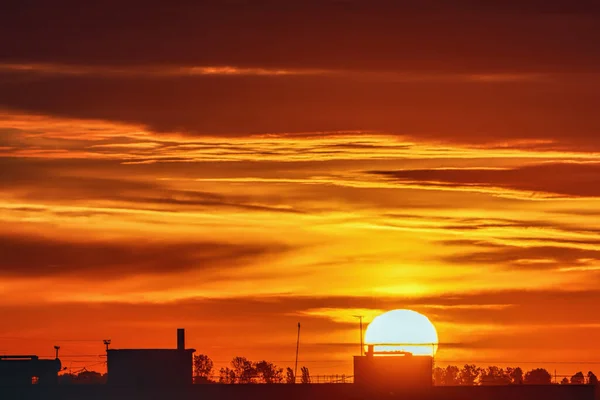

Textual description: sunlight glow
[364,309,439,356]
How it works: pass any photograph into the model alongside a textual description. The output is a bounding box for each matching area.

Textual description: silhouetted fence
[309,375,353,384]
[202,375,354,384]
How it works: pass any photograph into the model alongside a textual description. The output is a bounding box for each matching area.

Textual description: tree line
[54,357,599,386]
[194,354,311,384]
[58,370,107,384]
[433,365,599,386]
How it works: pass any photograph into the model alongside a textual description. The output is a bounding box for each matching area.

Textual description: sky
[1,1,600,378]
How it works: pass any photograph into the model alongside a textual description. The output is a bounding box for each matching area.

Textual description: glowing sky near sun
[2,1,600,378]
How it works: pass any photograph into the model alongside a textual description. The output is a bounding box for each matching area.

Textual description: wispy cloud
[370,163,600,198]
[0,63,329,77]
[0,63,549,83]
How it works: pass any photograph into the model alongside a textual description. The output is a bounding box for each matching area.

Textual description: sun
[364,309,438,356]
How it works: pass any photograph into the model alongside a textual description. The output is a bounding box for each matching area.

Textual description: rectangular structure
[107,349,194,386]
[107,329,195,386]
[177,328,185,351]
[354,354,433,390]
[0,355,61,385]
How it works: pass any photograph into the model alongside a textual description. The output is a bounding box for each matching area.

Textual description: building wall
[107,350,194,386]
[353,355,433,390]
[0,358,61,385]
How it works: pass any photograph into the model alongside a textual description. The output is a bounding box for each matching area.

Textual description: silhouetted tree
[285,367,295,384]
[508,367,523,384]
[571,371,585,384]
[219,367,236,384]
[74,370,105,384]
[58,373,76,384]
[561,377,569,385]
[433,367,445,385]
[231,357,256,383]
[588,371,598,385]
[443,365,461,385]
[301,366,311,384]
[57,371,107,385]
[193,354,214,383]
[524,368,552,384]
[459,364,481,385]
[254,361,283,384]
[480,366,511,385]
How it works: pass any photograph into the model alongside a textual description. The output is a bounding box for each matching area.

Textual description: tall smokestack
[177,328,185,351]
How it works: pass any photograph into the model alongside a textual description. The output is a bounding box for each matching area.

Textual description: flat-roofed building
[354,346,433,391]
[0,355,62,385]
[107,328,195,386]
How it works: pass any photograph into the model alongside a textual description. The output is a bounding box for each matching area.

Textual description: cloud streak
[371,163,600,198]
[0,232,288,279]
[2,1,600,73]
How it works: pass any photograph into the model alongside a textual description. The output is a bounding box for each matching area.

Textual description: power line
[37,355,105,358]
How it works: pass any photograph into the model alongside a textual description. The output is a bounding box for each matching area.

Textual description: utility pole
[294,323,301,384]
[103,340,111,372]
[353,315,364,356]
[54,346,60,359]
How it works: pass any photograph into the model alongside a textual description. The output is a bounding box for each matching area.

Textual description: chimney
[177,328,185,351]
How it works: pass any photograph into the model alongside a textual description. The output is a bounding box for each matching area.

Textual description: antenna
[294,322,301,384]
[53,346,60,359]
[103,339,111,352]
[353,315,364,356]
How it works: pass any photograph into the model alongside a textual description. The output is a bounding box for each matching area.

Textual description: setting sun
[364,309,439,356]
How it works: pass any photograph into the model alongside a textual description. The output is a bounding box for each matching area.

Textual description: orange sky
[1,1,600,379]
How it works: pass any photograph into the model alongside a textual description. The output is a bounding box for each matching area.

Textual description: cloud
[1,2,599,149]
[440,240,600,271]
[1,71,598,148]
[4,288,600,339]
[0,157,307,214]
[1,1,599,73]
[1,288,597,322]
[0,232,287,279]
[0,62,549,83]
[0,63,330,78]
[370,163,600,197]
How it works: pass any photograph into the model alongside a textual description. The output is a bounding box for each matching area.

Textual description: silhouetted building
[354,346,433,390]
[107,328,195,386]
[0,355,62,385]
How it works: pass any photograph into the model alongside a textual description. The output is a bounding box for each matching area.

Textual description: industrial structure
[0,355,62,385]
[106,328,195,386]
[353,344,433,390]
[352,310,437,391]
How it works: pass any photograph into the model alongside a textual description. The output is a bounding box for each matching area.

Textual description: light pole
[103,339,111,352]
[54,346,60,359]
